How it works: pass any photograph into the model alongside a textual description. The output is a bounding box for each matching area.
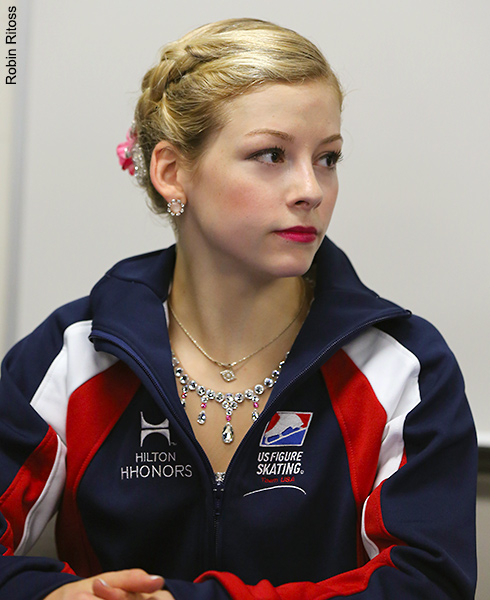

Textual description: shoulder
[340,315,465,398]
[374,314,461,379]
[337,314,467,410]
[6,296,93,359]
[2,297,96,401]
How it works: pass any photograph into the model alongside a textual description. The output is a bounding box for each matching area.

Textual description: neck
[168,246,308,365]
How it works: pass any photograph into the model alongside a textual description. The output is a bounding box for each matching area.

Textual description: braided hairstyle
[134,18,343,214]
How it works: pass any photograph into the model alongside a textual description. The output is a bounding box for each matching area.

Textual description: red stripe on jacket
[197,549,396,600]
[321,349,387,565]
[56,360,140,576]
[0,426,59,553]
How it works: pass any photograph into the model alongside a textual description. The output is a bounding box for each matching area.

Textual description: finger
[92,579,122,600]
[94,570,164,594]
[92,578,167,600]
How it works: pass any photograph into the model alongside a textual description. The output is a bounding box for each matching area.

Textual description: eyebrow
[245,129,343,145]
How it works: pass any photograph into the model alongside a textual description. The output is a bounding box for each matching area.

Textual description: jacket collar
[89,238,410,405]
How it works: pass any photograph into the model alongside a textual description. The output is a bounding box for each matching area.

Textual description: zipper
[213,475,225,560]
[91,307,407,567]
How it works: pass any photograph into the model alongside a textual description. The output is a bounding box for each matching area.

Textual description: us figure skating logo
[260,411,313,447]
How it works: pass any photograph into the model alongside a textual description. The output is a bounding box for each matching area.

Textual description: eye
[250,146,286,164]
[318,150,343,169]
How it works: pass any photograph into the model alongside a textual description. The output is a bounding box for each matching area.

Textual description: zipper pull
[214,472,226,486]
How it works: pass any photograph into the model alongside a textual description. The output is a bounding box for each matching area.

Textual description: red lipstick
[275,226,318,243]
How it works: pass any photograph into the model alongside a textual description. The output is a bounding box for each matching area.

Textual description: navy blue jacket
[0,238,477,599]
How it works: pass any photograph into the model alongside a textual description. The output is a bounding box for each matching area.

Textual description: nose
[288,163,324,210]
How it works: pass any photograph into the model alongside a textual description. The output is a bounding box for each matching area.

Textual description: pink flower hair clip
[116,122,147,186]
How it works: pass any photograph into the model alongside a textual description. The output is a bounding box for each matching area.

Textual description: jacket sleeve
[167,318,478,600]
[0,306,87,600]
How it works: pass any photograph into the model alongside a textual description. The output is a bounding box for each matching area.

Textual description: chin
[265,255,316,280]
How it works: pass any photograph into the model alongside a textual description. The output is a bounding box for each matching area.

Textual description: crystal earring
[167,198,185,217]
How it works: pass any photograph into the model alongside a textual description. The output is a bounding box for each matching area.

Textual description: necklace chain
[168,279,306,382]
[172,350,288,444]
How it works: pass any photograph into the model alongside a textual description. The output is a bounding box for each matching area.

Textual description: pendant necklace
[171,351,288,444]
[168,282,305,383]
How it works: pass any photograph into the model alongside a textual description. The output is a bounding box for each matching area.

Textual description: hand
[44,569,174,599]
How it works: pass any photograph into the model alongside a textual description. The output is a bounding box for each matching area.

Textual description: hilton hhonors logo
[119,412,193,480]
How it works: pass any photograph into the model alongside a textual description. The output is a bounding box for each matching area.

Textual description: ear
[149,141,188,206]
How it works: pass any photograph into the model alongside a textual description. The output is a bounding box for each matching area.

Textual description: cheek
[319,181,339,219]
[216,177,269,214]
[324,176,340,203]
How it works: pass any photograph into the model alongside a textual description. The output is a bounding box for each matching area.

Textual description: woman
[0,18,477,600]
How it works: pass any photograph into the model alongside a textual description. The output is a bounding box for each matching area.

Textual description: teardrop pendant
[197,411,206,425]
[222,422,234,444]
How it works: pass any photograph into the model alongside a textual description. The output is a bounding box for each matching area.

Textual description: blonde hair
[134,18,343,214]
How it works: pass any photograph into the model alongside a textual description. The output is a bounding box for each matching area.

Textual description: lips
[275,226,318,243]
